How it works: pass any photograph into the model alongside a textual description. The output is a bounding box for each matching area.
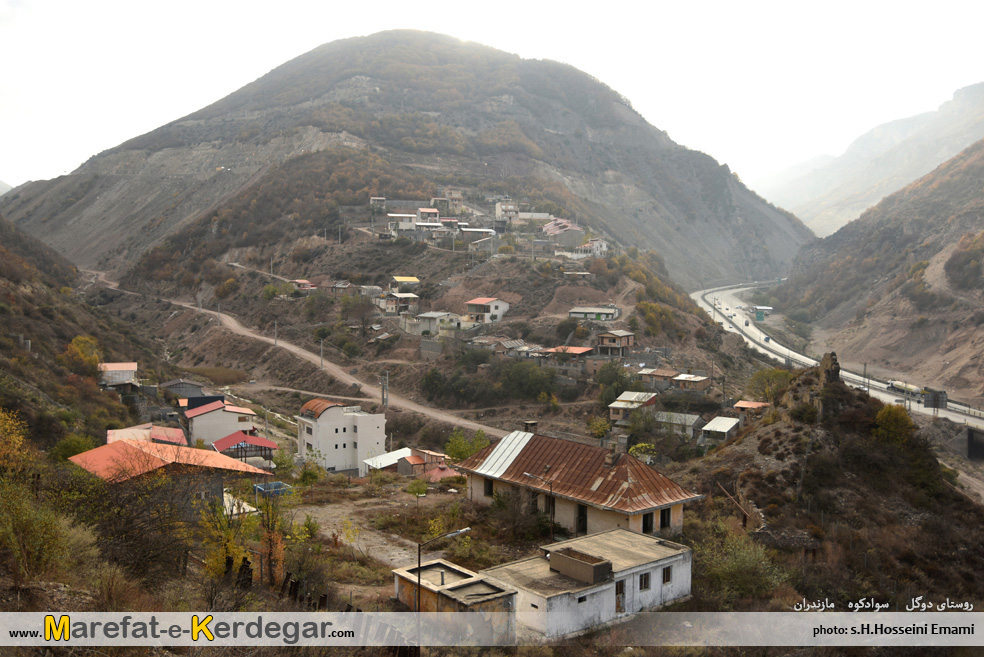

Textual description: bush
[0,482,67,588]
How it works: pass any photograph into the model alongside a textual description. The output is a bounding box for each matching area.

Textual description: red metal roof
[213,431,278,452]
[734,400,772,409]
[403,455,425,465]
[298,398,344,418]
[542,346,594,355]
[98,362,138,372]
[184,400,256,419]
[69,440,270,483]
[457,432,702,514]
[466,297,498,305]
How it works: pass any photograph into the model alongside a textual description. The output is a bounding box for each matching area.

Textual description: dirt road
[86,271,507,438]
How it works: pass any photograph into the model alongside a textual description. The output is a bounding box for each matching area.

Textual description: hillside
[0,30,811,289]
[0,213,175,450]
[0,180,11,196]
[774,138,984,402]
[755,82,984,236]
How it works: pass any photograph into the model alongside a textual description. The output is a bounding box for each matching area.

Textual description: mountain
[774,138,984,402]
[0,30,811,290]
[755,82,984,237]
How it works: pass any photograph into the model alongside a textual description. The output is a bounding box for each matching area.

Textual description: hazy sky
[2,0,983,190]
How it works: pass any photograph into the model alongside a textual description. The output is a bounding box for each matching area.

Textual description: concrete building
[159,379,205,399]
[700,416,740,446]
[596,330,635,357]
[672,373,711,392]
[651,412,706,441]
[465,297,509,323]
[98,362,138,387]
[482,529,691,638]
[608,391,658,426]
[184,401,257,447]
[457,431,702,537]
[569,305,620,321]
[296,399,386,476]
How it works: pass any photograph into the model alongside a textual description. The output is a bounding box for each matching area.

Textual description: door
[615,579,625,613]
[576,504,588,536]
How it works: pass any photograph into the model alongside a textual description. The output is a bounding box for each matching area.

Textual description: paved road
[692,284,984,430]
[85,271,508,438]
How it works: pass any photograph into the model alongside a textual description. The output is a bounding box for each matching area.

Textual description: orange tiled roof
[69,440,270,483]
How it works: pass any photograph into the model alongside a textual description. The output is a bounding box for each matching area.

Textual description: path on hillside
[84,271,507,438]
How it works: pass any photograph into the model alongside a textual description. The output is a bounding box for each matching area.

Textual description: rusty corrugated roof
[457,432,701,514]
[298,398,344,418]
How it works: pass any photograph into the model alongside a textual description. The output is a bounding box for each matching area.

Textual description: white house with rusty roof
[184,400,257,447]
[456,432,702,537]
[296,399,386,476]
[465,297,509,323]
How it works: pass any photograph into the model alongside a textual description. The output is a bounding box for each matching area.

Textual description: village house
[734,400,772,427]
[211,431,278,465]
[69,439,269,504]
[672,373,711,392]
[469,336,527,358]
[290,279,317,292]
[416,207,440,223]
[457,431,702,537]
[328,280,353,296]
[465,297,509,323]
[391,276,420,290]
[539,345,595,379]
[651,412,706,441]
[376,291,419,316]
[98,362,138,388]
[107,423,187,446]
[700,416,741,446]
[573,237,612,259]
[596,330,635,357]
[569,305,620,321]
[363,447,411,474]
[295,399,386,476]
[542,218,585,249]
[184,400,257,447]
[608,391,658,426]
[159,379,205,399]
[396,448,450,478]
[638,368,680,391]
[482,529,692,638]
[402,311,462,336]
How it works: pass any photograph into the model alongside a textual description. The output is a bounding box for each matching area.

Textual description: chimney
[603,448,617,468]
[522,420,538,433]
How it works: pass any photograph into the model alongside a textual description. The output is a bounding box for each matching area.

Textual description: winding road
[84,271,508,438]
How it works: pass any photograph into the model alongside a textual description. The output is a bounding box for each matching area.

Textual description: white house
[184,400,257,447]
[98,362,138,387]
[296,399,386,476]
[482,529,692,638]
[569,306,620,321]
[700,416,741,446]
[465,297,509,323]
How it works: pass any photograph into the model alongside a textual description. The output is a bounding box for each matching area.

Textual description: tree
[873,404,916,446]
[444,428,489,462]
[57,336,102,377]
[628,442,660,464]
[48,433,98,462]
[746,368,793,404]
[340,294,377,336]
[0,481,67,588]
[407,479,428,511]
[0,407,28,472]
[586,416,611,441]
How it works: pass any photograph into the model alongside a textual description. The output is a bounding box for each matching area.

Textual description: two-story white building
[184,400,257,447]
[295,399,386,476]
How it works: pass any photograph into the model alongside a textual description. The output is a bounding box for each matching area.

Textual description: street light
[417,527,470,645]
[523,468,554,542]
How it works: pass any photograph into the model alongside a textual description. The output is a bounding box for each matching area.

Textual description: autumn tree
[872,404,916,446]
[0,408,28,473]
[407,479,428,511]
[340,294,378,336]
[746,368,793,405]
[57,336,102,377]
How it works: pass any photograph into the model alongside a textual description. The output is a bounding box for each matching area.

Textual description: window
[642,512,654,534]
[530,603,538,609]
[577,596,587,603]
[354,442,358,448]
[335,428,339,434]
[343,427,347,433]
[335,444,338,450]
[353,426,358,433]
[305,426,312,435]
[343,443,346,449]
[663,566,672,585]
[238,416,249,422]
[660,507,672,530]
[639,572,651,591]
[306,442,313,452]
[484,478,494,497]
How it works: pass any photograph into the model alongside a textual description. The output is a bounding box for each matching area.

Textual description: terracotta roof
[734,401,772,409]
[466,297,498,305]
[69,440,270,483]
[184,400,256,419]
[298,398,344,418]
[213,431,278,452]
[403,455,425,465]
[457,432,702,514]
[542,346,593,355]
[99,362,138,372]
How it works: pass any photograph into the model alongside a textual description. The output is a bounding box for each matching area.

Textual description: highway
[691,284,984,430]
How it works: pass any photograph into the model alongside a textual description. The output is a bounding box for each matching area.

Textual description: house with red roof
[456,431,702,537]
[295,398,386,476]
[69,439,269,510]
[184,400,257,447]
[465,297,509,324]
[107,423,187,446]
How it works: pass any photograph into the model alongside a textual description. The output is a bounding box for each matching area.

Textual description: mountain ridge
[0,30,811,290]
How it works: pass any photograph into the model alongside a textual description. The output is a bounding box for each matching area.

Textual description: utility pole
[274,319,278,347]
[270,257,273,277]
[320,338,324,370]
[380,371,389,409]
